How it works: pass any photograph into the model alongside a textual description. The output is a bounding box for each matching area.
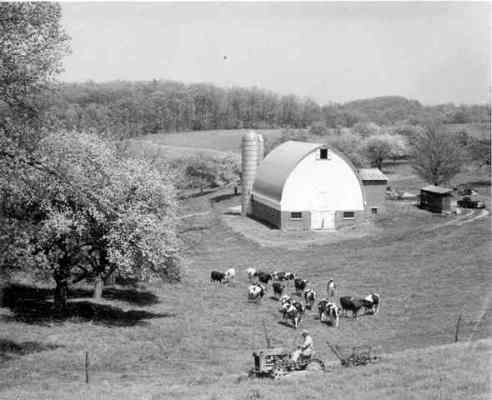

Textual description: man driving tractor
[291,329,314,362]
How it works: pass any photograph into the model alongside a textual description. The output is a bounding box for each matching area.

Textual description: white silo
[256,133,264,166]
[241,131,258,216]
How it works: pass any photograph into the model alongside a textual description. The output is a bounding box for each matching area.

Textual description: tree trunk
[54,277,68,313]
[93,274,103,300]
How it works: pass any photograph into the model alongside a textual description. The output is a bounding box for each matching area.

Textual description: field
[1,130,491,399]
[136,129,283,154]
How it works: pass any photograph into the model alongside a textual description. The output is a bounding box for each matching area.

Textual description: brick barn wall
[250,199,281,228]
[280,211,311,231]
[334,210,368,229]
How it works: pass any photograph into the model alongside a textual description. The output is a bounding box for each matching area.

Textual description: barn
[358,168,388,215]
[243,138,367,231]
[420,185,456,213]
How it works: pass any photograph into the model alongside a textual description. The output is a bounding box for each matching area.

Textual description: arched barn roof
[253,140,363,204]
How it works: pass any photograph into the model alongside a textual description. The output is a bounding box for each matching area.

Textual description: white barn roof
[253,141,363,206]
[253,141,320,203]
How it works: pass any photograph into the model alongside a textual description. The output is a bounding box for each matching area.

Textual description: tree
[1,132,180,308]
[0,2,70,145]
[363,135,392,169]
[410,124,465,185]
[467,137,491,170]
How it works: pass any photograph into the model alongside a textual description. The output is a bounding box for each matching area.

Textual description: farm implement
[249,343,380,379]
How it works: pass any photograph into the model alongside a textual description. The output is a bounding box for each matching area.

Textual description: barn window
[290,212,302,220]
[343,211,355,219]
[319,148,328,160]
[371,207,378,215]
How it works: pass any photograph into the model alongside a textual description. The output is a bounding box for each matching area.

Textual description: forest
[44,80,491,139]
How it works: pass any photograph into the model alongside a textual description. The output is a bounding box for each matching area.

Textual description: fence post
[85,351,89,384]
[454,313,462,342]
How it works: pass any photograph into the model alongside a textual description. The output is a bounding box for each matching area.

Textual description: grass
[136,129,283,154]
[0,160,490,399]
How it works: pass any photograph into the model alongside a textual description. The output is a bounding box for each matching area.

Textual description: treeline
[45,80,491,139]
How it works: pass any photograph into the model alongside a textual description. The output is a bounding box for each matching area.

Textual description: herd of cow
[210,267,380,329]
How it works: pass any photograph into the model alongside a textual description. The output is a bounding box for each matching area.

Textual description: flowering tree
[1,132,180,310]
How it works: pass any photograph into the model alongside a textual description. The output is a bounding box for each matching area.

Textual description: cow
[257,271,273,285]
[279,294,292,306]
[294,278,308,295]
[210,271,226,283]
[283,302,304,329]
[285,272,296,281]
[303,288,316,310]
[339,296,368,319]
[363,293,381,315]
[326,279,336,301]
[272,282,285,299]
[224,268,236,283]
[246,268,257,282]
[321,302,340,327]
[248,284,265,302]
[272,271,286,281]
[318,298,330,319]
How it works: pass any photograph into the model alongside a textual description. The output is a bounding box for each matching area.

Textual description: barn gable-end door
[311,211,335,230]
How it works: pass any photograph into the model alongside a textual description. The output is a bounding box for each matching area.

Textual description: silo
[241,131,258,216]
[256,133,264,166]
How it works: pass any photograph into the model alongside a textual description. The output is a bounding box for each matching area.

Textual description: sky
[60,2,491,105]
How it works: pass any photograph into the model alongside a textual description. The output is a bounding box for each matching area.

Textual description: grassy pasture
[1,133,491,399]
[445,122,491,140]
[1,167,491,399]
[136,129,283,154]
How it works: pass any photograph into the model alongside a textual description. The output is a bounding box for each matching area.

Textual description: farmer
[291,330,314,362]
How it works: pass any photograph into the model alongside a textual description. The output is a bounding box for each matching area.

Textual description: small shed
[358,168,388,215]
[420,185,455,213]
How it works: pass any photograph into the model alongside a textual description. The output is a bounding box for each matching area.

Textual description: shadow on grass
[461,179,491,188]
[0,339,63,362]
[277,320,297,329]
[210,193,238,203]
[1,284,174,327]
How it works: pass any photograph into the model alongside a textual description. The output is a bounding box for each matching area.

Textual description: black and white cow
[257,271,273,285]
[279,294,292,306]
[272,282,285,299]
[319,299,340,327]
[339,296,368,319]
[246,268,257,282]
[294,278,308,295]
[224,268,236,283]
[210,271,226,283]
[363,293,381,315]
[248,284,265,302]
[282,301,305,329]
[272,271,296,281]
[303,288,316,310]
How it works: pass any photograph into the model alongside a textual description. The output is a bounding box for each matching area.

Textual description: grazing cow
[248,284,265,302]
[224,268,236,283]
[363,293,381,315]
[272,271,285,281]
[285,272,296,281]
[279,294,292,306]
[210,271,226,283]
[246,268,257,282]
[339,296,367,319]
[272,282,285,299]
[294,278,308,294]
[283,302,304,329]
[303,288,316,310]
[326,279,336,301]
[318,298,330,319]
[320,302,340,327]
[257,271,273,285]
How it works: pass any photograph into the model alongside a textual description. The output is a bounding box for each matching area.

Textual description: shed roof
[421,185,454,195]
[358,168,388,182]
[253,141,321,203]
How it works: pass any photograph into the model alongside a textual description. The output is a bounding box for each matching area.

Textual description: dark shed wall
[420,191,452,213]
